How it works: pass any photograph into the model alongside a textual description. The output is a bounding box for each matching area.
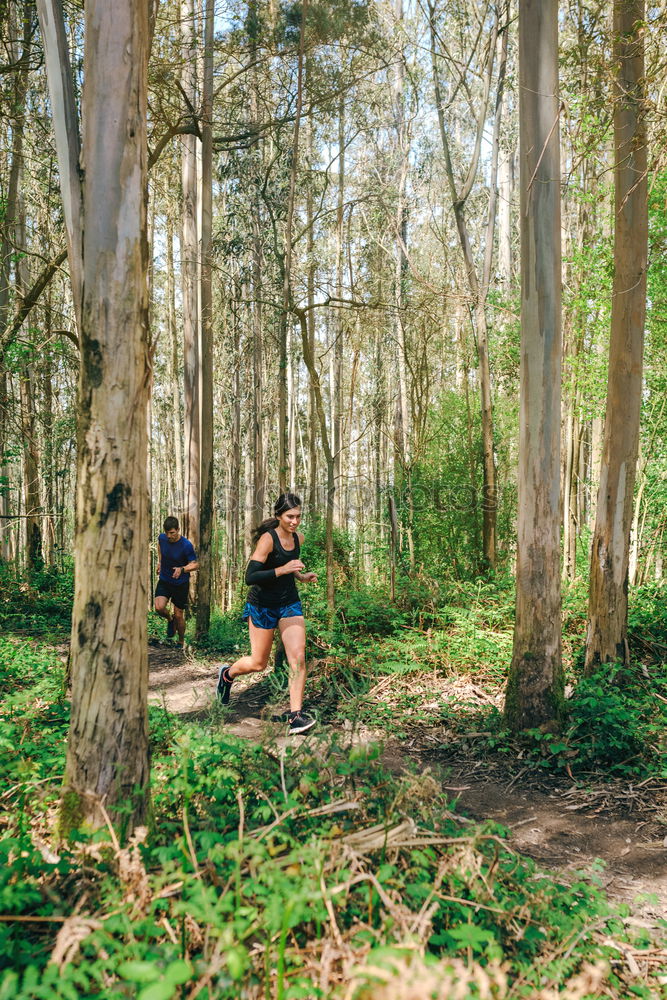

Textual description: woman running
[216,492,318,734]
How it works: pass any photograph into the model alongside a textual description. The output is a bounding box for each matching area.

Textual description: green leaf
[117,960,161,984]
[138,981,177,1000]
[164,960,193,986]
[226,946,247,980]
[448,923,495,950]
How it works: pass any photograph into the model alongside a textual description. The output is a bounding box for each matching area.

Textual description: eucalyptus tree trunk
[585,0,647,672]
[248,5,266,525]
[166,219,184,511]
[38,0,151,828]
[278,0,308,492]
[19,365,43,571]
[0,374,11,562]
[296,309,335,611]
[1,1,34,567]
[306,145,317,515]
[181,0,200,548]
[16,178,44,572]
[43,297,56,567]
[196,0,214,634]
[333,93,345,529]
[505,0,563,732]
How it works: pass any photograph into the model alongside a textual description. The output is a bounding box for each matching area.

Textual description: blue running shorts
[242,601,303,630]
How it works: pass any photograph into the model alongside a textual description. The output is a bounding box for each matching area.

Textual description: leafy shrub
[335,585,408,638]
[566,663,667,775]
[0,565,72,636]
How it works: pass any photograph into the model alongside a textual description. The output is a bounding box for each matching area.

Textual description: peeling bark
[505,0,564,732]
[585,0,647,672]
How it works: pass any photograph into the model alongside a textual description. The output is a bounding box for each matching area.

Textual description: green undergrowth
[0,639,659,996]
[1,640,666,998]
[0,565,73,638]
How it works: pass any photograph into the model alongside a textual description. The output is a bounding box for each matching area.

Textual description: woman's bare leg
[228,620,275,677]
[279,615,307,711]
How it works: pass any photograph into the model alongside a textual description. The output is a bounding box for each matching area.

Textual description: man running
[154,516,198,647]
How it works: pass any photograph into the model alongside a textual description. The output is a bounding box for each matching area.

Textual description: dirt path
[148,644,667,918]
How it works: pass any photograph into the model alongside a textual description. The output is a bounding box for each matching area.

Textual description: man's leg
[172,605,186,646]
[154,595,171,620]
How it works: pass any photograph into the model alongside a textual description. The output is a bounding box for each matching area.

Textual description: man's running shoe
[288,710,316,735]
[166,616,176,638]
[216,664,233,704]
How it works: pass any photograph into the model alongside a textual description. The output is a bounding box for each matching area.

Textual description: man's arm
[172,539,198,579]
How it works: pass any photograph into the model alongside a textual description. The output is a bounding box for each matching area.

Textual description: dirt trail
[149,644,667,918]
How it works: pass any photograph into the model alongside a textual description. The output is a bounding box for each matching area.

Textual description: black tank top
[247,529,300,608]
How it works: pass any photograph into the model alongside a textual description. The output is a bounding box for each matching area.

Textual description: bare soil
[148,643,667,919]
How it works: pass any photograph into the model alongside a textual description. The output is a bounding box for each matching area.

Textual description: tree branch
[0,247,68,355]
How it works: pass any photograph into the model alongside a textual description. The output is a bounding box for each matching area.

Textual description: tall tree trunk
[15,170,44,572]
[43,295,56,567]
[278,0,308,492]
[196,0,214,634]
[333,93,345,529]
[250,209,266,525]
[36,0,83,325]
[19,366,43,571]
[181,0,200,548]
[40,0,151,829]
[1,1,34,567]
[0,373,11,562]
[306,178,317,515]
[166,218,184,512]
[296,308,335,611]
[585,0,647,672]
[505,0,563,732]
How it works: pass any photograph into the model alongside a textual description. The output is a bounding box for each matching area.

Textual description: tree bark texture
[181,0,200,548]
[62,0,151,829]
[505,0,564,732]
[196,0,214,634]
[585,0,647,671]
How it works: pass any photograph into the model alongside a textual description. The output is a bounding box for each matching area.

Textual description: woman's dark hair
[251,493,302,543]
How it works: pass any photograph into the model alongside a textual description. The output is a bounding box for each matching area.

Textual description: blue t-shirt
[158,533,197,586]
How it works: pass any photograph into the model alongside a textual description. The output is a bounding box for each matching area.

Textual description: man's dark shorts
[155,579,189,610]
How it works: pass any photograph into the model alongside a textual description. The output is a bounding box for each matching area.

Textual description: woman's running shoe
[216,664,233,704]
[288,710,316,734]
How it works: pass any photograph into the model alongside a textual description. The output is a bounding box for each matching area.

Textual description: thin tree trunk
[585,0,647,672]
[333,92,345,528]
[0,373,11,562]
[43,294,56,567]
[19,366,43,571]
[36,0,83,324]
[296,307,335,611]
[181,0,200,548]
[278,0,308,491]
[197,0,214,634]
[251,215,266,525]
[248,1,266,525]
[505,0,563,732]
[166,218,184,512]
